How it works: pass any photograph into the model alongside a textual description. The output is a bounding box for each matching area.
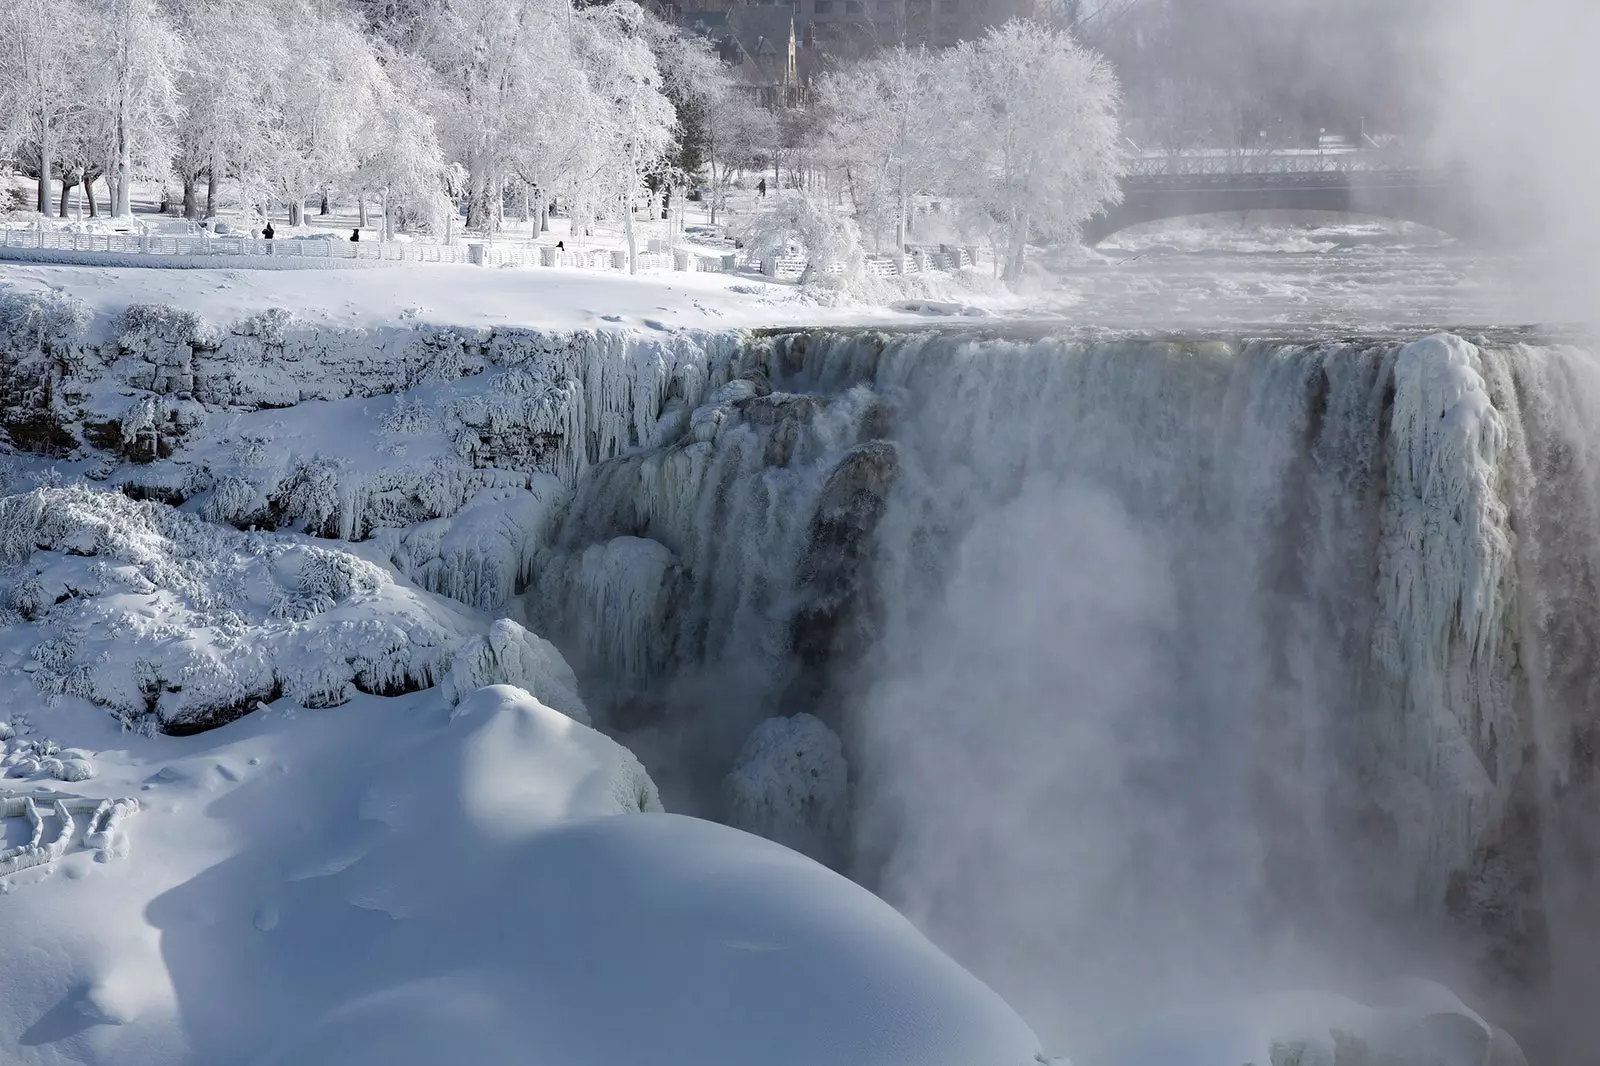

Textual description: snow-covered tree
[704,88,778,227]
[0,0,96,214]
[353,50,447,237]
[96,0,182,217]
[939,20,1125,279]
[742,190,866,286]
[419,0,565,231]
[814,45,944,255]
[574,3,677,274]
[170,0,290,220]
[259,1,384,227]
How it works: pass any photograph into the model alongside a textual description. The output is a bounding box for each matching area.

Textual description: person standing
[757,178,767,198]
[263,221,275,240]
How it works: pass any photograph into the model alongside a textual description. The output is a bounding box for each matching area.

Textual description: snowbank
[251,807,1041,1066]
[0,685,1042,1066]
[441,620,589,724]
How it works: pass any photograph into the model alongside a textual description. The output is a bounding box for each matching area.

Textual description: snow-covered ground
[0,683,1047,1066]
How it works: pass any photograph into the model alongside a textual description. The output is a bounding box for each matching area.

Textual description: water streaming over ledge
[527,324,1600,1060]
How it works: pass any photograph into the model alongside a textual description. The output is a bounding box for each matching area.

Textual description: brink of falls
[527,326,1600,1062]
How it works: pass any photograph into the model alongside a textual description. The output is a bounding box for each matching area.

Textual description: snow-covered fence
[758,244,979,279]
[0,224,741,274]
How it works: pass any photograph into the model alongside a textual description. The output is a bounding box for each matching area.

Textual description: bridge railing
[1126,150,1412,178]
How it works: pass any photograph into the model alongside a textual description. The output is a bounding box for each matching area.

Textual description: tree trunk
[520,183,531,224]
[183,174,199,220]
[319,188,329,215]
[205,167,219,218]
[289,199,304,227]
[59,174,76,218]
[85,174,98,217]
[1005,212,1028,281]
[381,191,392,241]
[538,200,549,233]
[37,121,52,216]
[358,198,369,228]
[465,151,491,230]
[623,194,638,276]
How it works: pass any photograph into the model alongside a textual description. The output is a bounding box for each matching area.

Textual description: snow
[0,260,941,335]
[0,486,490,730]
[0,683,1043,1066]
[1081,985,1526,1066]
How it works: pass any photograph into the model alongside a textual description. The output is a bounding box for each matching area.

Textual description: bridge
[1083,151,1473,244]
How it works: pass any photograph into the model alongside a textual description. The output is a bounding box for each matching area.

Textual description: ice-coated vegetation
[723,712,850,863]
[441,619,589,725]
[0,485,485,731]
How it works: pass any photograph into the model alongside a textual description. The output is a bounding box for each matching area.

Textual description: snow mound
[724,712,849,863]
[0,486,484,731]
[2,730,96,782]
[251,810,1042,1066]
[441,620,590,725]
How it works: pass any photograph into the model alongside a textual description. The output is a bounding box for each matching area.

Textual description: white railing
[0,223,979,281]
[753,245,978,279]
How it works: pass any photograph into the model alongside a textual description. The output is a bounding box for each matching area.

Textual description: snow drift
[0,684,1043,1066]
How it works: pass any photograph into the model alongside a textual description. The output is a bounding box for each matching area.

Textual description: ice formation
[723,713,850,864]
[0,486,485,730]
[441,619,589,725]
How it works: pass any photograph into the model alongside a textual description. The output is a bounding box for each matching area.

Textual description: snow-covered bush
[723,713,849,863]
[442,618,590,725]
[0,486,488,732]
[742,192,867,288]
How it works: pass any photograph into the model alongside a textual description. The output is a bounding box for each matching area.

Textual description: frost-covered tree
[742,191,866,286]
[96,0,182,217]
[574,2,677,274]
[353,50,448,237]
[170,0,289,220]
[0,0,96,214]
[939,20,1125,279]
[418,0,565,231]
[814,45,944,255]
[260,1,385,227]
[702,87,777,227]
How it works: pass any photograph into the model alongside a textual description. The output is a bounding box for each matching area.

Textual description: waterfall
[529,325,1600,1058]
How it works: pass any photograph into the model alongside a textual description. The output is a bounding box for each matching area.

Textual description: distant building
[675,0,1029,102]
[680,2,801,107]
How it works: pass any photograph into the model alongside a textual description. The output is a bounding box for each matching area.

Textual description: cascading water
[527,325,1600,1062]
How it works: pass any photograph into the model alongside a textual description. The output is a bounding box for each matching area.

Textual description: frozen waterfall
[528,325,1600,1061]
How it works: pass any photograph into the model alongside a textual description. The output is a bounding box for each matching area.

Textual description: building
[674,0,1029,103]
